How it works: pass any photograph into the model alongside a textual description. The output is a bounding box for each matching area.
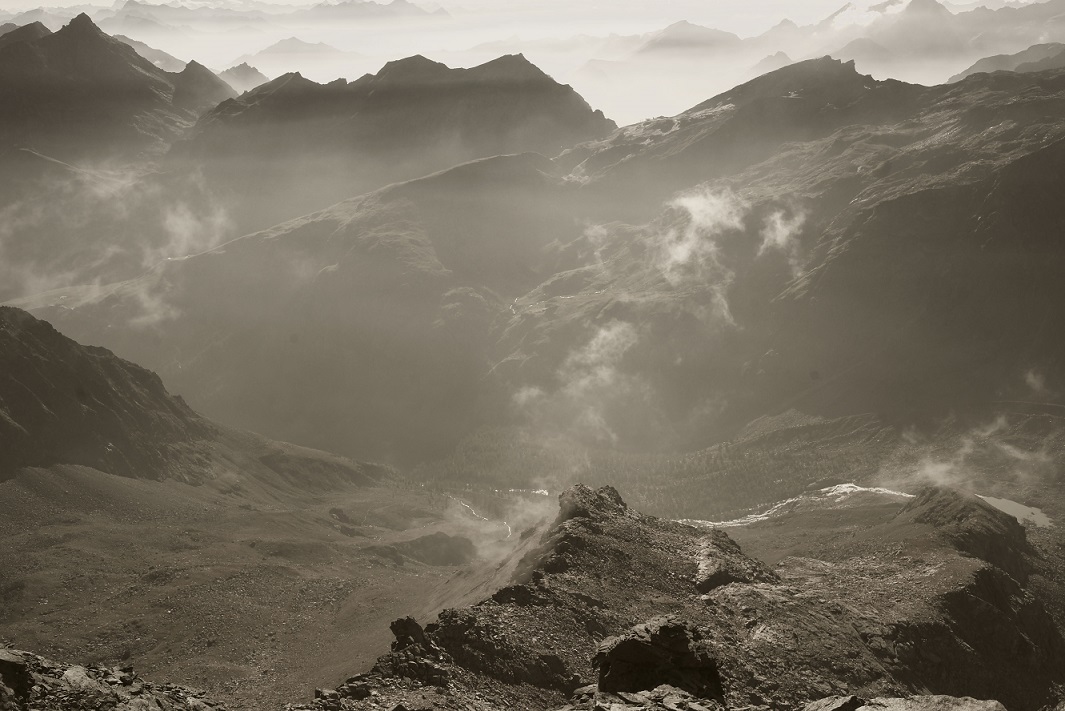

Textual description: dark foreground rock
[594,618,722,700]
[804,696,1007,711]
[0,648,226,710]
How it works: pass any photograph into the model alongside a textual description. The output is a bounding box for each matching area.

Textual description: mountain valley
[3,2,1065,710]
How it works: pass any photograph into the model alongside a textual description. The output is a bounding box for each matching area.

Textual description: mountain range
[171,52,616,232]
[950,41,1065,80]
[0,14,233,160]
[5,4,1065,710]
[23,56,1065,474]
[0,17,612,307]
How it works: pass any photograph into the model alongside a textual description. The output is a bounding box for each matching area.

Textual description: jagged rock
[695,529,780,593]
[594,617,723,702]
[390,617,429,650]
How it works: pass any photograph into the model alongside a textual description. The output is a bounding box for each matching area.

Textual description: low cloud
[513,320,647,446]
[758,207,807,275]
[0,157,233,308]
[905,415,1053,489]
[658,188,747,287]
[150,202,233,267]
[1025,369,1049,396]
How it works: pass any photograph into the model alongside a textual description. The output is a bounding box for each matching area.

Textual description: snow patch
[679,483,915,528]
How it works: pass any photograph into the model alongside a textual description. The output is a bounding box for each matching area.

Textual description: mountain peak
[467,53,551,82]
[262,36,341,55]
[0,20,52,49]
[172,58,237,112]
[640,19,741,53]
[688,55,869,114]
[375,54,450,82]
[243,70,317,99]
[21,20,50,34]
[219,62,270,93]
[65,12,102,34]
[904,0,952,15]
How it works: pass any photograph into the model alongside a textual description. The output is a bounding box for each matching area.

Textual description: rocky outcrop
[695,529,779,592]
[0,648,225,710]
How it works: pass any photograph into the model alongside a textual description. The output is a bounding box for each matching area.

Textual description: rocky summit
[281,485,1064,711]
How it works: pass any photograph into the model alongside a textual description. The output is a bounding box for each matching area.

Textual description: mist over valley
[3,2,1065,710]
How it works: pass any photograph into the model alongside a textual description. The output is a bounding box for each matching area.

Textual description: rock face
[0,648,226,710]
[287,484,1065,711]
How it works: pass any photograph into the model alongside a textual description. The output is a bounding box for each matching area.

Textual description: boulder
[595,617,723,702]
[695,529,779,593]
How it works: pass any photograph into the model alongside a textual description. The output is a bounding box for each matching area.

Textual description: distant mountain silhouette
[636,20,742,54]
[219,61,269,93]
[950,42,1065,81]
[239,36,352,61]
[752,51,793,74]
[174,52,616,232]
[0,14,234,159]
[114,32,186,72]
[293,0,448,21]
[0,21,50,50]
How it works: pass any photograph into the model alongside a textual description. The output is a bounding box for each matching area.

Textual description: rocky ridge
[285,485,1065,711]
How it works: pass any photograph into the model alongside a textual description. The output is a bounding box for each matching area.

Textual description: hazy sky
[0,0,903,35]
